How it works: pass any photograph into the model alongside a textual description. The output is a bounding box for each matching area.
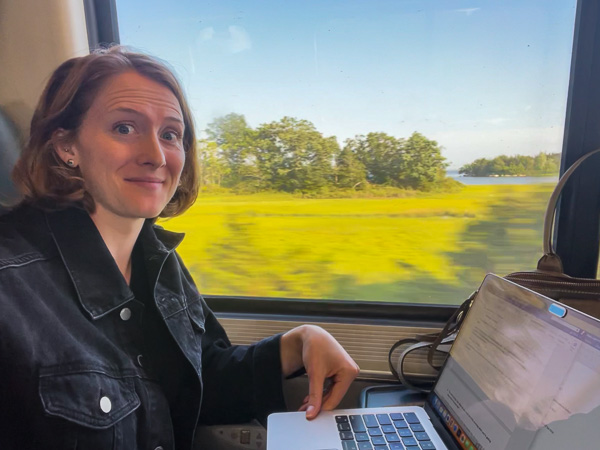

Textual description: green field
[161,184,555,305]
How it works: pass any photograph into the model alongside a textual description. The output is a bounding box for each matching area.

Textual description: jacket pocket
[181,298,205,376]
[187,297,206,334]
[39,367,140,449]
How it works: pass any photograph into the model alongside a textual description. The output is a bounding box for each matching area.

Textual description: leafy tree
[401,132,447,189]
[344,132,406,186]
[254,117,340,192]
[344,131,447,189]
[202,112,451,193]
[335,147,367,189]
[197,139,228,186]
[459,153,560,177]
[534,153,547,171]
[205,113,260,188]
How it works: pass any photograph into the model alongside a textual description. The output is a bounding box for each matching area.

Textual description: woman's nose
[137,134,166,167]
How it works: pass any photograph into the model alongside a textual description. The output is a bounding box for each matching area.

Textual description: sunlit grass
[161,184,554,304]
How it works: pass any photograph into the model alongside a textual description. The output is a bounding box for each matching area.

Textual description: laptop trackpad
[268,411,342,450]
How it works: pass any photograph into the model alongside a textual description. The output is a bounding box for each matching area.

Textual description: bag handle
[426,292,475,369]
[388,292,476,392]
[393,340,449,393]
[543,148,600,255]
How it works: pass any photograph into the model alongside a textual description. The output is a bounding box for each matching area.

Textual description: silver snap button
[120,307,132,321]
[100,396,112,413]
[137,354,144,367]
[155,447,164,450]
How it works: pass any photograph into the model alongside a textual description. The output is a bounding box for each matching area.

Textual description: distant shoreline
[446,170,558,185]
[454,174,557,178]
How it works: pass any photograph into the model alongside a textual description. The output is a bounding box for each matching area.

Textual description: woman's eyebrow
[110,107,184,125]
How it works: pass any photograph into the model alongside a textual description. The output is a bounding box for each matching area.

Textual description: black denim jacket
[0,205,286,450]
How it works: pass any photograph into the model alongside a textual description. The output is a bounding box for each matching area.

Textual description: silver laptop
[267,274,600,450]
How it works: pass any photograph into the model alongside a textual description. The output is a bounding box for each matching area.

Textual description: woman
[0,46,359,449]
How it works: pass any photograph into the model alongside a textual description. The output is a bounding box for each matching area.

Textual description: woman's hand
[280,325,360,420]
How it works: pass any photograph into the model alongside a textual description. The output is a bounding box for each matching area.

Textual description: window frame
[91,0,600,316]
[204,295,457,325]
[83,0,120,50]
[555,0,600,278]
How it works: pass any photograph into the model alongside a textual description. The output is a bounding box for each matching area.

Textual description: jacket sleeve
[199,307,288,425]
[176,255,288,425]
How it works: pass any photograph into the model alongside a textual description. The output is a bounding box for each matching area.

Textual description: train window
[116,0,577,303]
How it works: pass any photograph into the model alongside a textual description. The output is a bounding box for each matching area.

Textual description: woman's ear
[51,129,79,168]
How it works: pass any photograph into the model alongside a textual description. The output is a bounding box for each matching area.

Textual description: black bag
[389,148,600,392]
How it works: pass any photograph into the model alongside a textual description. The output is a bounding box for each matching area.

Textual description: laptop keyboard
[336,412,436,450]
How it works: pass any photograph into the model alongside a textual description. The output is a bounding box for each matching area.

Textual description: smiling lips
[125,177,165,189]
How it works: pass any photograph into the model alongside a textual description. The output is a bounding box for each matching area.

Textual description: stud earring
[66,159,75,167]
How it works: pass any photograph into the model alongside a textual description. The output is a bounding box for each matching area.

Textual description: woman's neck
[89,207,145,284]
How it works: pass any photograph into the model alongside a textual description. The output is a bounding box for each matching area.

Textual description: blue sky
[117,0,577,168]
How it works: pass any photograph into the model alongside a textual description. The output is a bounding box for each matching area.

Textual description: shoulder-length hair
[12,45,198,218]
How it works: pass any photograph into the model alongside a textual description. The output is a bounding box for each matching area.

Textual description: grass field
[161,184,555,305]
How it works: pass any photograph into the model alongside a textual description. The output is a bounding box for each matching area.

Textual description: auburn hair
[12,45,198,218]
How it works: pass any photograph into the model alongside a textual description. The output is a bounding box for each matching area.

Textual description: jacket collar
[45,207,185,320]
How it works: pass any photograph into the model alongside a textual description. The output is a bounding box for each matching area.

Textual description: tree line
[197,113,449,193]
[458,153,560,177]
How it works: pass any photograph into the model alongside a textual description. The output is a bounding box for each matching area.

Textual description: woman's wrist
[280,325,308,376]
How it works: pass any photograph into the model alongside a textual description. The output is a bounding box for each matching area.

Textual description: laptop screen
[428,274,600,450]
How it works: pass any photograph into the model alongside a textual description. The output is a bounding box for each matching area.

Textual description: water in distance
[447,170,558,185]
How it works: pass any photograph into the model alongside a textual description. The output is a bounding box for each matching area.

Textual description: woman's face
[58,71,186,221]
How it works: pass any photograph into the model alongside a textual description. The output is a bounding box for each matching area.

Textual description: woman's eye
[115,124,134,135]
[162,131,180,141]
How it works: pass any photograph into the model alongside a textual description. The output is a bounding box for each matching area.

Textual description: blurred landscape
[162,183,555,305]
